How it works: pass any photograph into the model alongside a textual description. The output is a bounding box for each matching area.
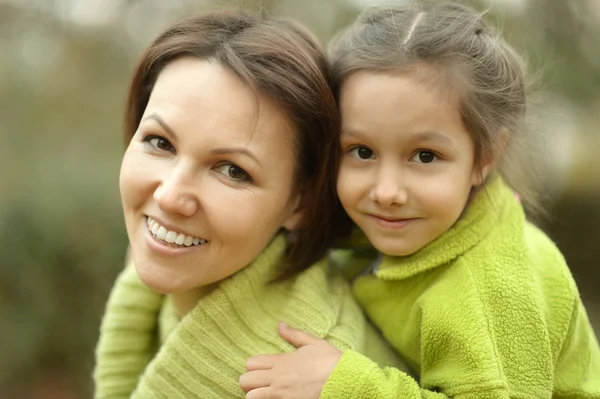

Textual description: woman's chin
[134,263,185,295]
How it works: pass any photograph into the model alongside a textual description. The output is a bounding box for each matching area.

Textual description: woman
[94,10,407,399]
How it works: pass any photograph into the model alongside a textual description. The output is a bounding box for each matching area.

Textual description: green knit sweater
[94,235,408,398]
[323,178,600,398]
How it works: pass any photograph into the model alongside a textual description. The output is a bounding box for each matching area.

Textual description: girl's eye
[145,136,175,153]
[215,163,252,183]
[411,150,438,164]
[349,146,375,160]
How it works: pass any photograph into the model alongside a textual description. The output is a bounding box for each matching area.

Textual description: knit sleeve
[553,298,600,397]
[94,265,164,399]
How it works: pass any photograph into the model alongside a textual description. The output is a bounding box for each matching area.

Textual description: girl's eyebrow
[340,128,365,138]
[410,131,455,147]
[343,128,455,148]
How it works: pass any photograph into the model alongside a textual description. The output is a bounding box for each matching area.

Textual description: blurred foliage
[0,0,598,398]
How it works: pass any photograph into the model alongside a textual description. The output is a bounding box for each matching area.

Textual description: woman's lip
[145,215,198,239]
[370,215,417,229]
[144,225,206,257]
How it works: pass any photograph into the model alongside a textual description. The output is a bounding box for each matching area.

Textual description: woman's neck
[169,284,217,318]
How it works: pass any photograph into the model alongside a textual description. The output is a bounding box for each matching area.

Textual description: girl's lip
[370,215,417,229]
[144,223,207,257]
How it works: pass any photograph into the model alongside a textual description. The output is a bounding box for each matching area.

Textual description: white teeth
[146,217,207,247]
[165,231,177,243]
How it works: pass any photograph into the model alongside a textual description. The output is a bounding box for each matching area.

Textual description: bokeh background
[0,0,598,397]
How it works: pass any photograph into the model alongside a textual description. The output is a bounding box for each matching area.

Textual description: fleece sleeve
[553,298,600,398]
[320,350,516,399]
[320,299,600,399]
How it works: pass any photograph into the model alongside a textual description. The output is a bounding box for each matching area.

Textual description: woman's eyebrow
[142,114,261,166]
[143,113,178,141]
[210,148,261,166]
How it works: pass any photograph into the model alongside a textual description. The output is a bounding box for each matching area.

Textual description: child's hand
[239,322,342,399]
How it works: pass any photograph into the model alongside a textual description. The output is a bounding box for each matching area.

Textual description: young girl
[240,2,600,398]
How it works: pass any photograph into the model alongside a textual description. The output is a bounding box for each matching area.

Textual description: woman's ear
[282,193,304,231]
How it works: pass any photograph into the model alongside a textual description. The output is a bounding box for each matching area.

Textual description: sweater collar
[375,177,516,280]
[95,234,340,398]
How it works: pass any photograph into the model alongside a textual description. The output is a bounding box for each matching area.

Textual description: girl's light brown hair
[124,10,342,279]
[329,1,544,215]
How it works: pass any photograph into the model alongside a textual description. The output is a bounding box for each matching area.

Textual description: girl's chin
[371,240,421,257]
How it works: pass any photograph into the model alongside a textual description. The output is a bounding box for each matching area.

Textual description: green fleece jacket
[323,178,600,398]
[94,235,408,399]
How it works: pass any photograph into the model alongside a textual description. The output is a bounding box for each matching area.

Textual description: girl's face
[337,70,483,256]
[120,57,303,295]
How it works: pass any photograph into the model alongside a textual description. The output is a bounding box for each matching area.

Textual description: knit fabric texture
[94,235,408,398]
[322,178,600,398]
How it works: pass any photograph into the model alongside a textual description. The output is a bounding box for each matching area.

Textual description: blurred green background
[0,0,598,397]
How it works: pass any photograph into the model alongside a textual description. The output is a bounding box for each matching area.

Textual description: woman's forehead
[143,58,298,161]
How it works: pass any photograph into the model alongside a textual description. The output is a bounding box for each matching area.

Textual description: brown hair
[329,1,544,214]
[124,10,342,279]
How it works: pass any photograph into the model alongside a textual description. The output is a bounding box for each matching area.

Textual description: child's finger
[278,321,321,347]
[246,386,273,399]
[239,370,273,392]
[245,354,279,371]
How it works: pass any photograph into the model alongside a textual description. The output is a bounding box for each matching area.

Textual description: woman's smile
[143,216,208,258]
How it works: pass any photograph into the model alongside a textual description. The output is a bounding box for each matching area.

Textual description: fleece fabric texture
[322,178,600,399]
[94,235,408,399]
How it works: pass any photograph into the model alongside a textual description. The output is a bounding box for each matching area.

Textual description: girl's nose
[369,169,408,207]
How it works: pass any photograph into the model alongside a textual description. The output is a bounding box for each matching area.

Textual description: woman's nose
[153,172,199,217]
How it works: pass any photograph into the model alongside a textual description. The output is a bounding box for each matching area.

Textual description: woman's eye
[145,136,175,153]
[215,163,252,183]
[349,146,375,160]
[411,150,437,164]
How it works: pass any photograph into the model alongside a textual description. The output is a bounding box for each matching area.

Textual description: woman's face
[120,57,303,295]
